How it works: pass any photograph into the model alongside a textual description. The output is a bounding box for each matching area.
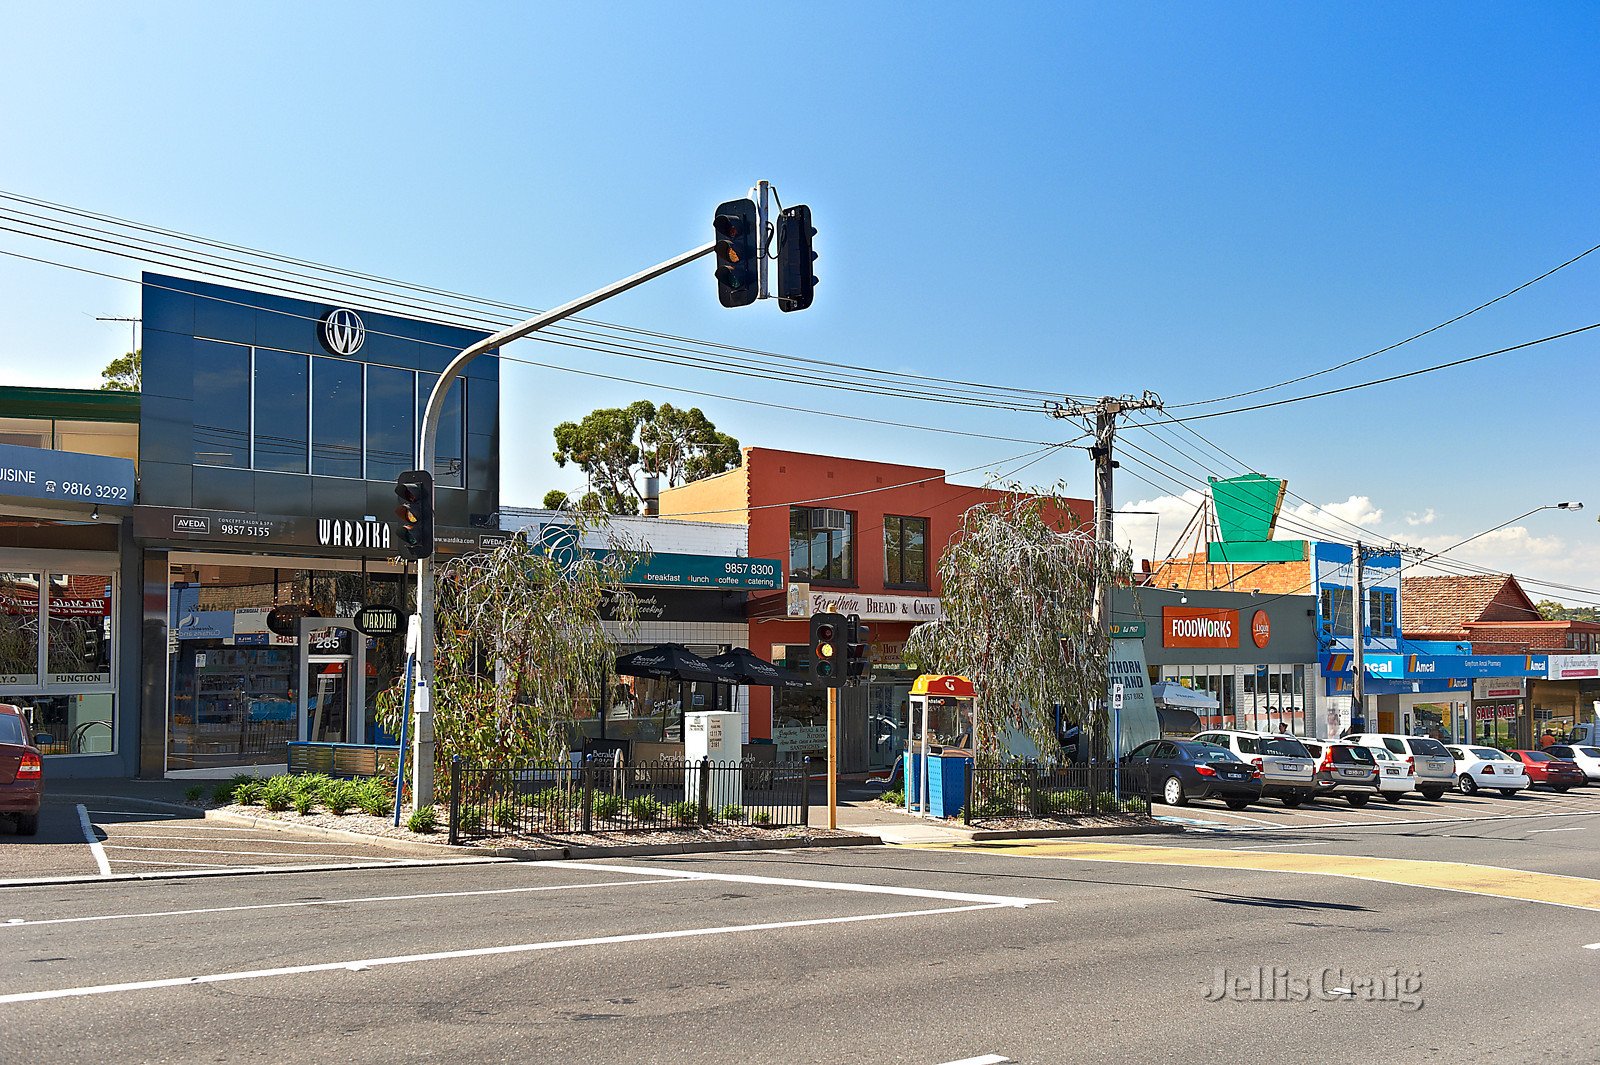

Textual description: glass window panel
[312,356,364,478]
[417,372,465,488]
[252,348,309,473]
[22,694,114,755]
[832,512,855,582]
[192,340,251,467]
[884,517,902,584]
[46,573,113,683]
[904,517,926,585]
[789,507,809,579]
[0,571,41,685]
[365,366,416,482]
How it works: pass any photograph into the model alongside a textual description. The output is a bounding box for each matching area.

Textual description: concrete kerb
[964,823,1185,841]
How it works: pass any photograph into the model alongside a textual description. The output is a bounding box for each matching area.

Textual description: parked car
[1190,729,1315,806]
[1122,739,1262,809]
[1298,739,1380,806]
[1508,749,1586,792]
[1444,745,1531,796]
[1361,744,1415,802]
[1345,733,1456,799]
[0,704,43,836]
[1544,745,1600,784]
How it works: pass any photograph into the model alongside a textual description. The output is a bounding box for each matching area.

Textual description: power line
[1170,240,1600,409]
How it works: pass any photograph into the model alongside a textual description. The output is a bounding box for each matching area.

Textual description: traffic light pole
[410,240,716,809]
[826,686,839,830]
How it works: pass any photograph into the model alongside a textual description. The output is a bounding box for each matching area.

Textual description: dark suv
[1299,739,1380,806]
[0,704,43,836]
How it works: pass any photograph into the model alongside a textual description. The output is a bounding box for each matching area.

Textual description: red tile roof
[1400,574,1538,637]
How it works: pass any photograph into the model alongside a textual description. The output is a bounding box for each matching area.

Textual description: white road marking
[102,845,409,862]
[0,877,697,930]
[543,860,1053,907]
[936,1056,1010,1065]
[1584,942,1599,950]
[75,805,111,877]
[106,834,396,846]
[99,859,244,869]
[83,810,180,818]
[1228,841,1335,851]
[1528,827,1585,834]
[0,901,1012,1004]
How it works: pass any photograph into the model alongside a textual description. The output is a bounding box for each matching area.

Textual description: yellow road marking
[922,839,1600,912]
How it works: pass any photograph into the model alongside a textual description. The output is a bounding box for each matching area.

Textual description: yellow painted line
[927,839,1600,912]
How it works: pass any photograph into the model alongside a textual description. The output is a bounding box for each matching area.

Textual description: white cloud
[1285,495,1382,531]
[1405,508,1436,527]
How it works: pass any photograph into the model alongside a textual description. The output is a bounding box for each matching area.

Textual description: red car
[1509,749,1585,792]
[0,704,43,835]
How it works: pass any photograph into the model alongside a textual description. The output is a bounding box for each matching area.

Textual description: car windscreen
[1581,747,1600,758]
[1262,737,1309,758]
[1406,738,1451,757]
[1183,744,1237,763]
[1522,751,1551,762]
[1469,747,1506,760]
[0,714,25,746]
[1333,745,1376,765]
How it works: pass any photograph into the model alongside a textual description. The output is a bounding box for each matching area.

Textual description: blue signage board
[0,441,136,506]
[1360,653,1548,680]
[619,552,782,591]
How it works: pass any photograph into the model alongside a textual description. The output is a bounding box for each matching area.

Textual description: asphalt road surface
[3,813,1597,1064]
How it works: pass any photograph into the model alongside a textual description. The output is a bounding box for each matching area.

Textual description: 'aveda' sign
[1162,606,1239,649]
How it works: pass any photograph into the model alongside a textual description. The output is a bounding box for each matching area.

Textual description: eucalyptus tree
[378,509,648,767]
[905,486,1133,762]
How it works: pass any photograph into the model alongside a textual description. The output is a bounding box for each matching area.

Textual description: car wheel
[1419,788,1445,800]
[1163,775,1188,807]
[14,812,38,836]
[1346,793,1370,807]
[1224,797,1252,810]
[1498,789,1518,797]
[1458,773,1478,795]
[1280,794,1303,808]
[1383,793,1402,804]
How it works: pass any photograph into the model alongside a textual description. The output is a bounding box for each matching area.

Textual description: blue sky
[1,3,1596,600]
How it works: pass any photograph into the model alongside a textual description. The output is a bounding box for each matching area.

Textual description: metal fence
[448,755,810,843]
[963,762,1150,825]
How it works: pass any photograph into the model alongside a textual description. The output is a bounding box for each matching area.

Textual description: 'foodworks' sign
[1162,606,1239,649]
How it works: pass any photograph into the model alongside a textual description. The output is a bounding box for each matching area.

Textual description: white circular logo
[320,308,366,356]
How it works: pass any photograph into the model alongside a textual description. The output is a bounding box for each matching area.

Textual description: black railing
[448,756,810,844]
[963,762,1151,825]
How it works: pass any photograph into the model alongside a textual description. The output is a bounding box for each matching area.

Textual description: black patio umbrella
[614,643,740,684]
[706,647,812,690]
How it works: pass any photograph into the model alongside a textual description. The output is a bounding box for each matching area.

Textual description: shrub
[210,781,237,806]
[231,780,262,806]
[1094,792,1124,815]
[666,800,699,825]
[1120,797,1148,816]
[1052,789,1091,815]
[407,805,438,833]
[292,791,317,816]
[324,781,357,816]
[184,785,205,803]
[357,780,393,817]
[293,773,334,801]
[879,788,905,806]
[491,798,520,829]
[457,807,484,834]
[628,796,663,821]
[592,793,623,821]
[258,776,298,812]
[750,811,771,825]
[718,804,746,823]
[533,787,567,814]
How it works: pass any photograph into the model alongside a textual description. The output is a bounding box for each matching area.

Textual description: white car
[1346,733,1456,799]
[1190,729,1316,806]
[1366,745,1415,802]
[1545,744,1600,783]
[1444,745,1531,797]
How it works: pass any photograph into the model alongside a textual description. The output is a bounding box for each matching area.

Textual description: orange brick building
[659,447,1091,773]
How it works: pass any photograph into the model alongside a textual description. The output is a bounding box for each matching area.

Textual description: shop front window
[0,571,41,686]
[46,574,113,684]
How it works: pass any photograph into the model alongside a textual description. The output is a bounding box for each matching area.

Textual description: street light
[1418,501,1586,563]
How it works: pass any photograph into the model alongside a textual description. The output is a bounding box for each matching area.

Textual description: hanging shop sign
[266,603,321,638]
[0,441,135,507]
[1250,610,1272,649]
[804,589,943,622]
[1473,678,1525,699]
[1547,655,1600,680]
[354,606,403,638]
[1110,621,1147,639]
[1162,606,1239,649]
[601,588,746,624]
[1363,653,1549,680]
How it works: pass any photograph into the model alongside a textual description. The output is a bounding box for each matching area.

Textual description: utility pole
[1050,391,1162,769]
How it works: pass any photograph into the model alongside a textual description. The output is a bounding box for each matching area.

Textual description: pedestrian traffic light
[809,611,848,688]
[846,613,871,682]
[393,469,435,561]
[776,204,817,312]
[713,198,759,308]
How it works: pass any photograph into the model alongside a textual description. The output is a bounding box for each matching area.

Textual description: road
[3,802,1597,1064]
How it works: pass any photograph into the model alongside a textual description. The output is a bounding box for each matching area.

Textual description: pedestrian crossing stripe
[931,839,1600,913]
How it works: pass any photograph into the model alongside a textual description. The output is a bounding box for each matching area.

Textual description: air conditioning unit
[810,508,847,531]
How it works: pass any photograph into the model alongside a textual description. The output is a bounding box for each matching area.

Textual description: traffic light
[846,613,871,682]
[809,611,848,688]
[393,469,435,561]
[713,198,759,308]
[776,204,817,312]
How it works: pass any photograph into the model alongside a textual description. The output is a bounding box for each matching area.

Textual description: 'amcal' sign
[1161,606,1239,649]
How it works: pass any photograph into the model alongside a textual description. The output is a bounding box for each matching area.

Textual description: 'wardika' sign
[1162,606,1240,648]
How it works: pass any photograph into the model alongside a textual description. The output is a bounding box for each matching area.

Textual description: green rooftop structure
[1206,473,1307,563]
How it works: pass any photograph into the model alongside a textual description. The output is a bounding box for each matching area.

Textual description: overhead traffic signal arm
[713,198,759,308]
[393,469,435,561]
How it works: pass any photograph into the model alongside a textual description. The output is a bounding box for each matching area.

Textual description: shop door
[297,619,367,745]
